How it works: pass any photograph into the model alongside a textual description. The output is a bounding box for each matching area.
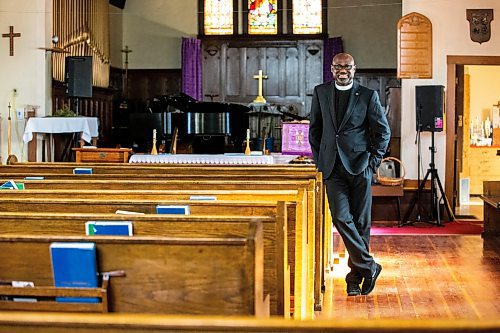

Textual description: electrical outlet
[16,108,24,120]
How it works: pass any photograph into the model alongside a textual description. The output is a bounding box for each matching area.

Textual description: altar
[23,117,99,161]
[129,154,297,165]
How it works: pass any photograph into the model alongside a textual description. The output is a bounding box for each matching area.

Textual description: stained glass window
[292,0,322,34]
[204,0,234,35]
[248,0,278,34]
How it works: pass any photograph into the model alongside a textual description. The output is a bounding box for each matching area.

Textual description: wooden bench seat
[372,184,404,224]
[0,221,268,316]
[0,163,324,317]
[3,174,325,313]
[481,181,500,238]
[0,209,290,317]
[0,188,314,319]
[1,312,499,333]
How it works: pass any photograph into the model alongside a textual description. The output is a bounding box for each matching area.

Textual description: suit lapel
[338,82,361,130]
[326,82,338,131]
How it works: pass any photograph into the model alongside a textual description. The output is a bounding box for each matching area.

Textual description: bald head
[331,53,356,86]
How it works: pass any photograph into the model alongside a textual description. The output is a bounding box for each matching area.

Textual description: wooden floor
[317,234,500,320]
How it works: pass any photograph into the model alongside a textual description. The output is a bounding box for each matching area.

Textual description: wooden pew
[1,312,499,333]
[0,210,290,317]
[481,181,500,238]
[0,164,324,316]
[1,162,318,174]
[5,176,325,314]
[0,221,268,316]
[0,188,314,319]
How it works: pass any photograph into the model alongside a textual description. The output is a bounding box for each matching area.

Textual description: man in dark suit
[309,53,390,296]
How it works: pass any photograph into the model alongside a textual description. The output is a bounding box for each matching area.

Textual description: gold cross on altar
[253,69,268,103]
[2,26,21,56]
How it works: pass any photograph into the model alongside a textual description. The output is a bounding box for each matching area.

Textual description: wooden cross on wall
[2,26,21,56]
[121,45,133,98]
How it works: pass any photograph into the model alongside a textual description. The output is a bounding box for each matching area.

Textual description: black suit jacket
[309,81,391,179]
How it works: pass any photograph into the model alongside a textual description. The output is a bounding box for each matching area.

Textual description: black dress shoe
[346,282,361,296]
[361,263,382,295]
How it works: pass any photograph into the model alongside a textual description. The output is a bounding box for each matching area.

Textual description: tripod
[400,131,455,227]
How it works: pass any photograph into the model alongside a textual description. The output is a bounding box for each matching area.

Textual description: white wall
[0,0,50,163]
[328,0,401,69]
[109,4,124,68]
[401,0,500,181]
[122,0,198,69]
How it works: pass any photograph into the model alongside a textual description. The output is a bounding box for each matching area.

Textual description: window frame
[199,0,327,37]
[287,0,327,35]
[243,0,283,35]
[198,0,239,36]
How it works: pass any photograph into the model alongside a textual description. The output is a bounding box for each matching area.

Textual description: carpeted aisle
[334,220,484,236]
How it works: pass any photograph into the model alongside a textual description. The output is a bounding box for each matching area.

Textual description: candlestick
[245,128,251,155]
[151,129,158,155]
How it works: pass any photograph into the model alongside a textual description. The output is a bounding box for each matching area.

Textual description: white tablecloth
[129,154,296,165]
[23,117,99,143]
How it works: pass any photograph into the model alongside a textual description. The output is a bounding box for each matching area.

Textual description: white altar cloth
[129,154,296,165]
[23,117,99,143]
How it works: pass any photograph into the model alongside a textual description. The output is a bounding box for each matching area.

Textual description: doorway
[446,56,500,218]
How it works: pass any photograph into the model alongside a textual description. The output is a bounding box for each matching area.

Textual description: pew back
[0,221,268,316]
[0,211,288,317]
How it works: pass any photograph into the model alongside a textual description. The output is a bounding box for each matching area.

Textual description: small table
[73,147,133,163]
[23,117,99,161]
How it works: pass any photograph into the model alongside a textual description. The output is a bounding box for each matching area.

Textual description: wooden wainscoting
[52,81,114,147]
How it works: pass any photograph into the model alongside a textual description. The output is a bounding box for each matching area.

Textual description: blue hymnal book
[85,221,133,236]
[50,242,99,303]
[1,180,18,189]
[73,168,93,174]
[156,205,190,215]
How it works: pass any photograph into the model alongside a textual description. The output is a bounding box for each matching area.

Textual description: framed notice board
[397,12,432,79]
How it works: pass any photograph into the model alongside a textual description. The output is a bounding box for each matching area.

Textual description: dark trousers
[325,160,376,283]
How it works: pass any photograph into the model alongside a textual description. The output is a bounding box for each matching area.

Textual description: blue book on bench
[50,242,99,303]
[85,221,133,236]
[156,205,190,215]
[73,168,93,174]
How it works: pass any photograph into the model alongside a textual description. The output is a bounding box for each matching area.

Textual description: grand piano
[130,93,251,154]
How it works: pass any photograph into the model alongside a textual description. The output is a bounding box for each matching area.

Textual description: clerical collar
[335,82,353,91]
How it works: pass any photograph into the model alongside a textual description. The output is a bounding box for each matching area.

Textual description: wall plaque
[397,12,432,79]
[466,9,494,44]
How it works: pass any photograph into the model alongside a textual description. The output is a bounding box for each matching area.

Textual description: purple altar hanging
[323,37,344,83]
[181,37,202,101]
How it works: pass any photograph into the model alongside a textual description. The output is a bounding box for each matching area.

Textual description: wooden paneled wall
[125,69,181,102]
[355,70,401,159]
[201,38,324,116]
[52,82,114,147]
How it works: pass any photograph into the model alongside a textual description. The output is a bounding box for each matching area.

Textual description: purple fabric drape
[323,37,344,83]
[181,37,202,101]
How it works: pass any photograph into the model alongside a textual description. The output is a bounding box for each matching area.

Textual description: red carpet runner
[334,221,483,235]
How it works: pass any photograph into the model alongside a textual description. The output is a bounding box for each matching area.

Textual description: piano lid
[151,93,251,114]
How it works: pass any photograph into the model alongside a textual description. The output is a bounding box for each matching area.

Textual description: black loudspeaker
[109,0,126,9]
[415,85,444,132]
[65,56,93,98]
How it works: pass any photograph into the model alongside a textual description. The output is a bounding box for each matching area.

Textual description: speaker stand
[73,97,80,116]
[400,131,455,227]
